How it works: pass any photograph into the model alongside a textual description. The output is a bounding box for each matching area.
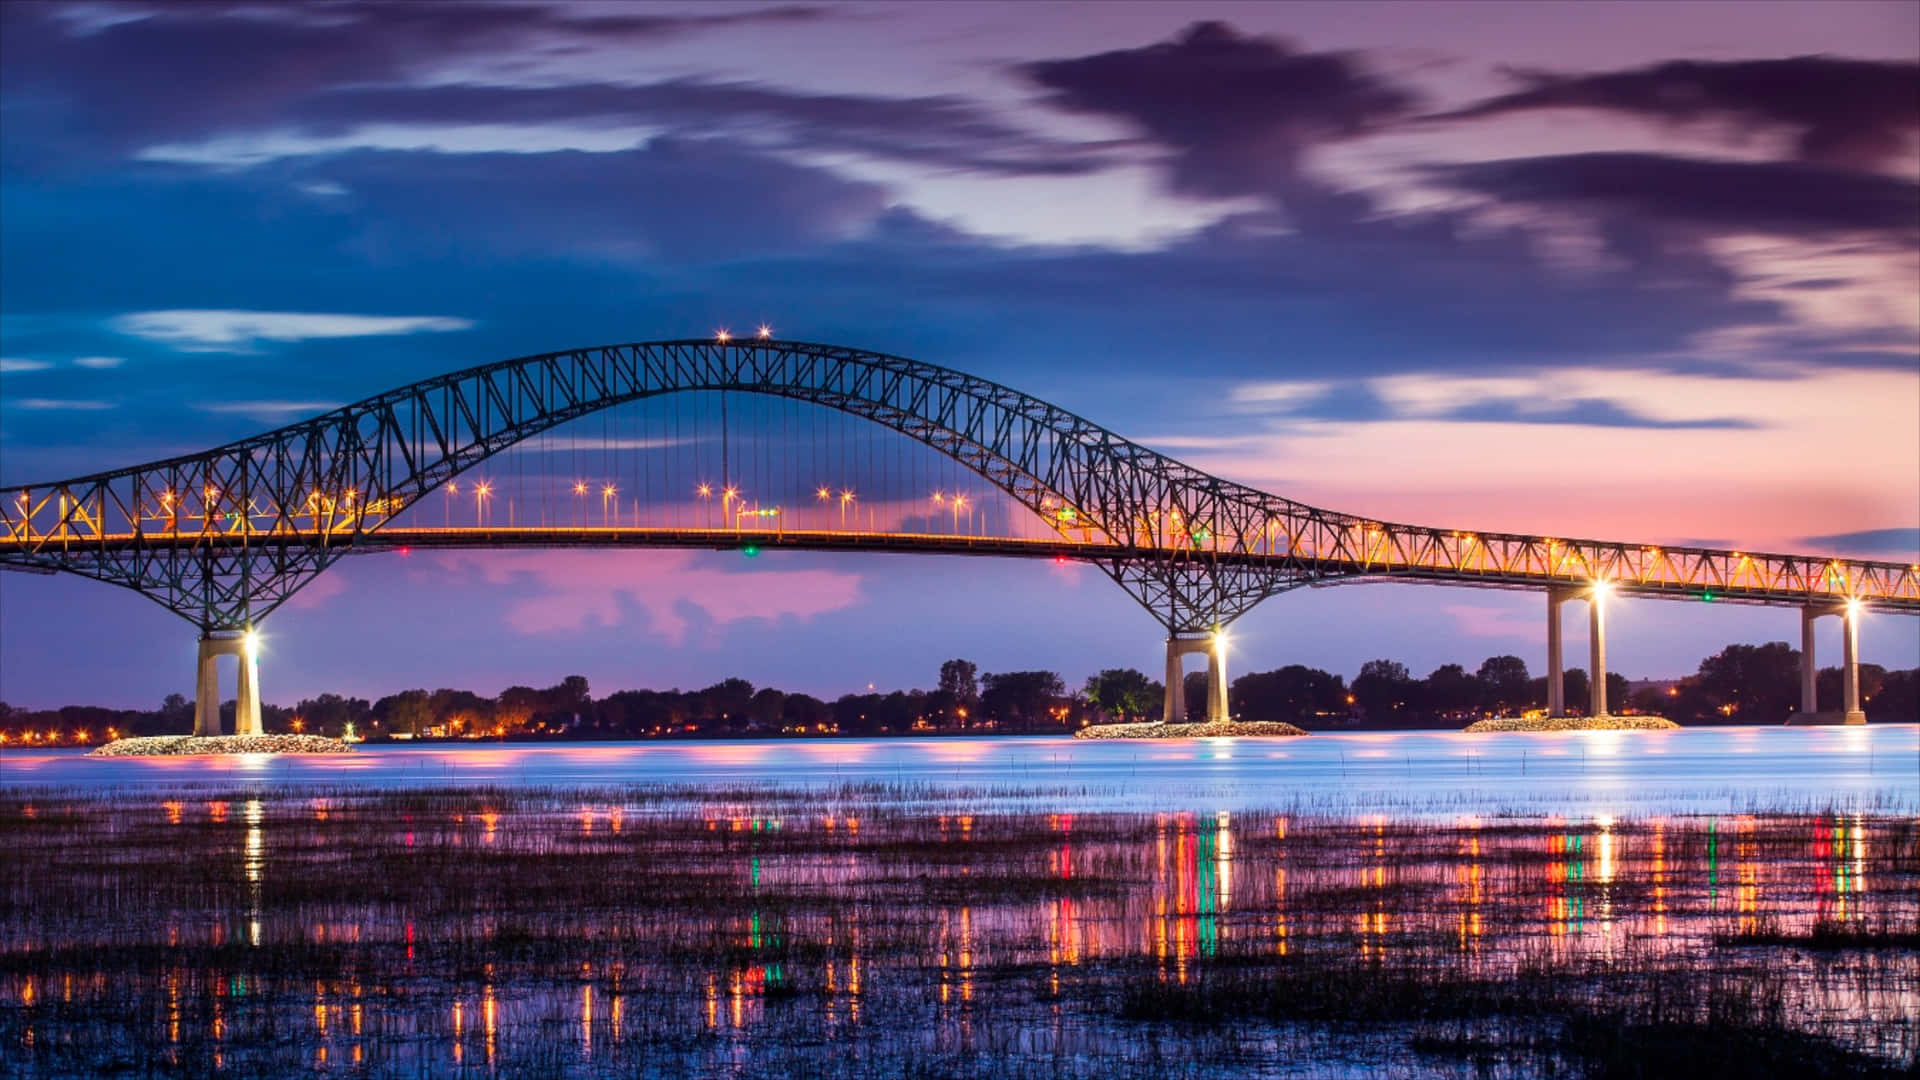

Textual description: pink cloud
[1444,603,1541,641]
[284,569,350,611]
[434,550,861,642]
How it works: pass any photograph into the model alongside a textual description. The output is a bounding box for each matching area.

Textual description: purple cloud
[262,79,1110,178]
[1431,153,1920,240]
[1436,56,1920,171]
[1021,21,1417,211]
[0,1,828,161]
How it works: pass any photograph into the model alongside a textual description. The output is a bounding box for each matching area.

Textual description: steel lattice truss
[3,339,1916,631]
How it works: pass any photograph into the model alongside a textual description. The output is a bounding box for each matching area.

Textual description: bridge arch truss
[2,339,1915,635]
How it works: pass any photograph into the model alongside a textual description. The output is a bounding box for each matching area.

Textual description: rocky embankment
[90,735,353,756]
[1075,720,1309,739]
[1463,716,1678,733]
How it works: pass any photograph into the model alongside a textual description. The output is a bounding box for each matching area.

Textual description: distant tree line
[2,641,1912,744]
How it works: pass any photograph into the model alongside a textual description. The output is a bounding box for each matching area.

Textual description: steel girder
[2,339,1916,632]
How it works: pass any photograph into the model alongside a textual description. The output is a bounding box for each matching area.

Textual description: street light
[601,483,617,526]
[839,489,854,528]
[474,481,492,524]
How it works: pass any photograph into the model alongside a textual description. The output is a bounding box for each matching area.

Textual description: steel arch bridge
[3,337,1915,729]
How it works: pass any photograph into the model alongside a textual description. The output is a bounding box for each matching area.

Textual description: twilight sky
[1,1,1916,709]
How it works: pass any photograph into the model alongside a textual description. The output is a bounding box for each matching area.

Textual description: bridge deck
[7,525,1915,611]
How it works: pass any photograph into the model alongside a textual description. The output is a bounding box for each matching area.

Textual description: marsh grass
[0,787,1914,1077]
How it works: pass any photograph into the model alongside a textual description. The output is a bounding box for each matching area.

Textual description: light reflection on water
[1,791,1913,1077]
[2,725,1916,1076]
[4,724,1915,815]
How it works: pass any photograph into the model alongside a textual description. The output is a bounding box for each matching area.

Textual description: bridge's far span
[3,337,1914,735]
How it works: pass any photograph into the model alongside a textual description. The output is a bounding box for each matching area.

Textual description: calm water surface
[3,724,1915,815]
[3,726,1916,1078]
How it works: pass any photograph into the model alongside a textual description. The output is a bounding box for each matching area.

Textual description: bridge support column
[1588,585,1609,719]
[1163,634,1230,724]
[1546,588,1572,718]
[1163,639,1185,724]
[193,630,262,738]
[1840,603,1865,725]
[1207,636,1229,724]
[1800,606,1819,717]
[236,632,263,738]
[194,637,222,736]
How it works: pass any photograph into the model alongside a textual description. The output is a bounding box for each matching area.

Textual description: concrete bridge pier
[1800,606,1819,717]
[1163,633,1229,724]
[1588,585,1609,718]
[193,630,263,737]
[1544,586,1608,717]
[1839,602,1865,724]
[1800,603,1867,724]
[1545,588,1571,717]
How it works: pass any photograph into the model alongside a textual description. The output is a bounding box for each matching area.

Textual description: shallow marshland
[0,786,1914,1078]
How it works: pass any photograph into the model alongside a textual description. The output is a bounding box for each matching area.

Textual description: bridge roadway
[7,523,1916,612]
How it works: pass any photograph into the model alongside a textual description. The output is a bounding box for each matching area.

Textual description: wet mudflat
[1,785,1914,1078]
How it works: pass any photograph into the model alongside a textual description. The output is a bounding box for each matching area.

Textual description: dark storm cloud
[771,205,1775,379]
[1436,56,1920,171]
[1021,21,1417,210]
[0,1,827,162]
[1796,528,1920,558]
[287,80,1109,178]
[1432,153,1920,240]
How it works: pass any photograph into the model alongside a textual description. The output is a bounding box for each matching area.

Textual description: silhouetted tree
[374,689,434,737]
[1232,665,1348,724]
[698,679,755,725]
[1677,642,1800,723]
[982,670,1067,728]
[1816,663,1887,716]
[782,693,832,731]
[938,660,979,710]
[1083,668,1159,721]
[1477,656,1532,715]
[1424,664,1481,718]
[747,688,787,729]
[294,693,372,737]
[1870,669,1917,721]
[1352,659,1414,725]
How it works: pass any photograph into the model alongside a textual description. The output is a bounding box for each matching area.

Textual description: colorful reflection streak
[0,793,1913,1075]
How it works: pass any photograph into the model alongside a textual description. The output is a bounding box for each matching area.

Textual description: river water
[4,725,1917,1078]
[3,724,1914,815]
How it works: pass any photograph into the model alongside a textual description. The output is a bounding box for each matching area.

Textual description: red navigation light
[399,546,412,557]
